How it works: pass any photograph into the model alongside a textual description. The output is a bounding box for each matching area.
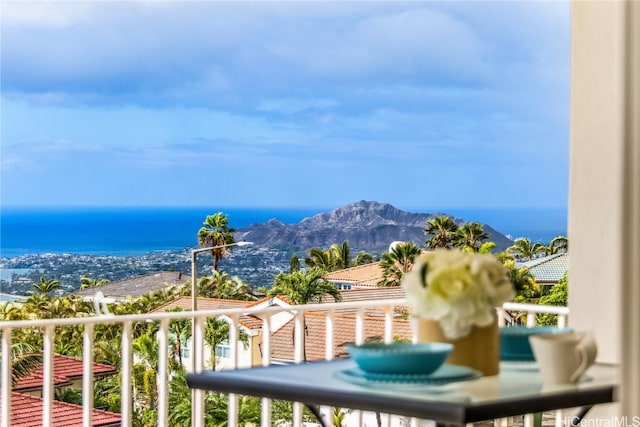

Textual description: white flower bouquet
[402,249,515,339]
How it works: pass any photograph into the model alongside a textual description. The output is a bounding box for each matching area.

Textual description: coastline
[1,205,568,259]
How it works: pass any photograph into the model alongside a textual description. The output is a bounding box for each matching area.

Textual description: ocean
[0,206,568,259]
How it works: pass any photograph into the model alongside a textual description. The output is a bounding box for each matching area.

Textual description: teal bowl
[500,326,572,361]
[347,342,453,375]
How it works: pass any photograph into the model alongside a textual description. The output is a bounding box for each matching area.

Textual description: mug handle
[570,334,598,383]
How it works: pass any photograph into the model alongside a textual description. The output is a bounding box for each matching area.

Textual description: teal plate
[334,364,481,387]
[501,352,536,362]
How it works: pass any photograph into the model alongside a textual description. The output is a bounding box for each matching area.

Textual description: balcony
[1,297,570,427]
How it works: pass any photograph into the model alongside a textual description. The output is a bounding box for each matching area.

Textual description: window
[215,340,231,359]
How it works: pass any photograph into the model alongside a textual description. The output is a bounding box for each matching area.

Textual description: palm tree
[197,212,236,271]
[268,269,341,361]
[269,269,341,305]
[503,259,540,303]
[424,216,459,249]
[166,308,191,365]
[353,251,374,266]
[507,237,546,261]
[454,222,490,252]
[30,276,61,298]
[8,341,42,386]
[378,242,423,287]
[80,276,110,290]
[198,270,256,300]
[304,247,336,271]
[546,235,568,255]
[329,240,352,270]
[477,241,497,254]
[289,253,301,272]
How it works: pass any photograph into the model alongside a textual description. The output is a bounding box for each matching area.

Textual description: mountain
[235,200,513,254]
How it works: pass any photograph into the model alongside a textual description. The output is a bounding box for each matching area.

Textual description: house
[14,354,118,397]
[74,271,188,303]
[322,262,385,289]
[153,287,411,369]
[4,392,121,427]
[521,253,568,286]
[269,311,413,363]
[5,355,121,426]
[152,295,295,370]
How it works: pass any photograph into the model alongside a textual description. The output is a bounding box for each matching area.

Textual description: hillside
[235,200,513,254]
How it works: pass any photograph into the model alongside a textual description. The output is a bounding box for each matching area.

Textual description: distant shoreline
[1,205,567,259]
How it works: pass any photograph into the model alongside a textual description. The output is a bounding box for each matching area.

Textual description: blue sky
[1,1,571,211]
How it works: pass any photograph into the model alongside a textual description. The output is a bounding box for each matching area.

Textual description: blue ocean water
[0,206,323,258]
[0,206,567,258]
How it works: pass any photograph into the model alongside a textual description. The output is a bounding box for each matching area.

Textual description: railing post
[121,321,133,427]
[1,327,12,427]
[157,319,169,427]
[228,315,239,427]
[82,323,94,427]
[192,315,205,427]
[261,314,272,427]
[42,325,54,427]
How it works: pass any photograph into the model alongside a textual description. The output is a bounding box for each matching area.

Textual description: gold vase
[413,313,500,376]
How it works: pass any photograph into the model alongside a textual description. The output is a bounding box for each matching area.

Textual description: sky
[0,1,571,211]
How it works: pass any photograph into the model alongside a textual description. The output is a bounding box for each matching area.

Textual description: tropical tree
[7,341,42,386]
[353,251,374,266]
[80,276,110,289]
[477,241,497,254]
[424,216,459,249]
[329,240,352,270]
[132,333,159,410]
[290,253,301,272]
[537,271,569,325]
[166,308,191,366]
[546,235,569,255]
[269,269,341,305]
[502,260,540,304]
[454,222,490,252]
[304,247,336,271]
[507,237,546,261]
[269,269,341,361]
[30,276,62,298]
[304,240,353,272]
[197,212,236,271]
[378,242,423,287]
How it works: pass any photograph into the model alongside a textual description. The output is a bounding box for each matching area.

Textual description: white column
[570,0,640,418]
[620,0,640,418]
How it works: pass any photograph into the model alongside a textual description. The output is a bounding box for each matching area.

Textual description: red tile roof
[4,392,121,427]
[322,262,385,287]
[269,311,412,362]
[154,296,267,330]
[14,354,117,392]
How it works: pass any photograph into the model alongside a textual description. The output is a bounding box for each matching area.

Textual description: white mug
[529,331,597,385]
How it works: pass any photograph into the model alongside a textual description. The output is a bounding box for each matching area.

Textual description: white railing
[1,299,568,427]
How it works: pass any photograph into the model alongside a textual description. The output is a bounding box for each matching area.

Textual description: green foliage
[289,253,301,272]
[455,222,490,253]
[507,237,546,261]
[378,242,422,287]
[353,251,374,266]
[197,212,236,271]
[424,215,459,249]
[269,269,341,305]
[537,271,569,325]
[55,387,82,405]
[304,240,354,272]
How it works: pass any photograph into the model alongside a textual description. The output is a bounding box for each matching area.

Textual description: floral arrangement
[401,249,515,339]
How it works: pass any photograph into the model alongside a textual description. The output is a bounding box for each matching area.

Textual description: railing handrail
[502,302,569,315]
[0,297,409,329]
